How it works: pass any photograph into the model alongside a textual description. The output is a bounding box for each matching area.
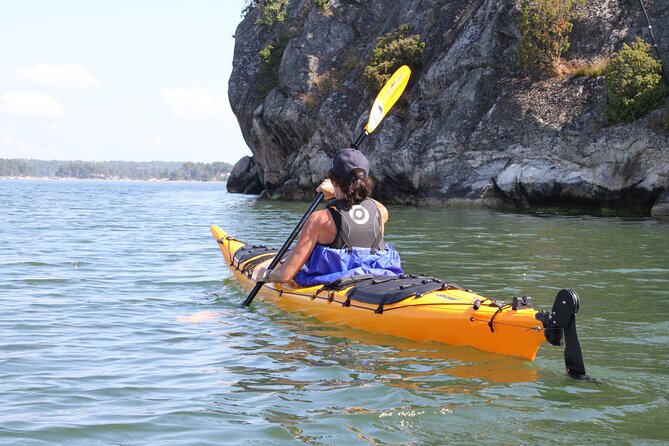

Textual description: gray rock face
[226,156,263,194]
[228,0,669,216]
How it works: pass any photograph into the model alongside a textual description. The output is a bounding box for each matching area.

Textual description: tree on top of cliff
[244,0,289,28]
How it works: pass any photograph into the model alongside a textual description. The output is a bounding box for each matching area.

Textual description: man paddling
[253,148,403,286]
[241,65,411,307]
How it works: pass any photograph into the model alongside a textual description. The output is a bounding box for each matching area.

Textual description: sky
[0,0,251,164]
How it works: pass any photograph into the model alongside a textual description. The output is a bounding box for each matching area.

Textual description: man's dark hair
[329,168,374,208]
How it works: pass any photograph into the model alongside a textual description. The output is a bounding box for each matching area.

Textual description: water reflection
[197,298,540,389]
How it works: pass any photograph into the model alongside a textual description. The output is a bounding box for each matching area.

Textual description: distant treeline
[0,159,233,181]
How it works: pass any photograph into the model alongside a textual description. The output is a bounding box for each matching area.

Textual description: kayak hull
[211,225,547,361]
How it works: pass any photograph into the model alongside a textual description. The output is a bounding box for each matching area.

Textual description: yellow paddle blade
[364,65,411,134]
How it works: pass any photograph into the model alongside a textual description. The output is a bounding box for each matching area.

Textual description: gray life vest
[326,198,385,253]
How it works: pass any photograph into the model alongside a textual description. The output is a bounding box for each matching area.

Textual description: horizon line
[1,157,235,164]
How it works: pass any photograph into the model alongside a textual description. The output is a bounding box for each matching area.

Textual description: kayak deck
[210,225,554,361]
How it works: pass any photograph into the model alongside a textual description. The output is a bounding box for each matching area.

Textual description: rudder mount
[536,289,588,379]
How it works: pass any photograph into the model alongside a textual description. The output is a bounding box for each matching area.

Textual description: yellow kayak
[210,225,587,377]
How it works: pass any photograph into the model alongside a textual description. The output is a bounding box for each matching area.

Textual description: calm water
[1,179,668,445]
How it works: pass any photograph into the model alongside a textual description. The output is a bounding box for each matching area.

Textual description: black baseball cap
[330,148,370,179]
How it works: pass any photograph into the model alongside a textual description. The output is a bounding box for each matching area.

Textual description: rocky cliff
[228,0,669,216]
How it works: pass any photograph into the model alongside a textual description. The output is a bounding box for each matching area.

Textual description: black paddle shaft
[351,130,368,150]
[241,192,325,307]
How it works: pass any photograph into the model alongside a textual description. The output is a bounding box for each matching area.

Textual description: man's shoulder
[308,209,334,226]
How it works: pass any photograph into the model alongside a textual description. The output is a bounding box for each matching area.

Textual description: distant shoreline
[0,159,232,182]
[0,176,227,182]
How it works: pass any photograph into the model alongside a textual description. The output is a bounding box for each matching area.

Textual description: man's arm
[254,210,329,283]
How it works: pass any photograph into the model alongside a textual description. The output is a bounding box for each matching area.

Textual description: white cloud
[15,63,101,90]
[162,88,228,119]
[149,136,162,146]
[0,91,67,119]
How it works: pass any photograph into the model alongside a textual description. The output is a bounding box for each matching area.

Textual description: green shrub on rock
[518,0,584,75]
[257,39,288,95]
[363,24,425,92]
[605,38,668,125]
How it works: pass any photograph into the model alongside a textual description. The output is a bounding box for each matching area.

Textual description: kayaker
[253,148,403,286]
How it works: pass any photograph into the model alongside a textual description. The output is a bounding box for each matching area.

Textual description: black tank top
[326,198,385,253]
